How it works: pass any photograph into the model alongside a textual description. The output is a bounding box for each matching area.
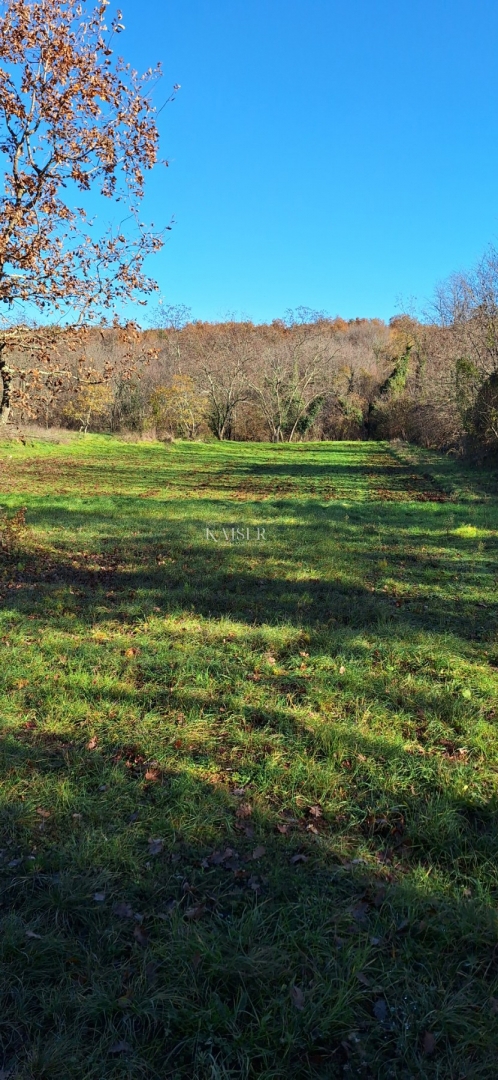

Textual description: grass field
[1,435,497,1079]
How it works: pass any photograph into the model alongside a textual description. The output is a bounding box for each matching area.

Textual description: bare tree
[249,312,336,442]
[189,322,255,440]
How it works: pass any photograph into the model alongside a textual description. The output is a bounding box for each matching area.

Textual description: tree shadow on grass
[1,725,497,1079]
[1,502,496,644]
[1,494,497,1073]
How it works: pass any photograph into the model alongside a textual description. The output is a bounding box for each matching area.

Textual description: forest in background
[4,245,498,457]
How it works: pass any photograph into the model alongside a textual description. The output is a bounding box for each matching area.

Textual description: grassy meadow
[0,435,498,1079]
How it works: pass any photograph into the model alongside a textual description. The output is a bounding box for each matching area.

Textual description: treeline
[9,246,498,455]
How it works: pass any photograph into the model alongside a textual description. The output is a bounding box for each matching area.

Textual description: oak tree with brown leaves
[0,0,177,422]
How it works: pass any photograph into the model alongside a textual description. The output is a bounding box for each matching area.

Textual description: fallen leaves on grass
[144,767,162,782]
[109,1041,132,1055]
[113,902,134,919]
[236,802,253,819]
[290,853,307,864]
[252,845,266,860]
[36,808,51,818]
[86,735,98,750]
[148,838,164,856]
[184,904,205,921]
[290,984,305,1010]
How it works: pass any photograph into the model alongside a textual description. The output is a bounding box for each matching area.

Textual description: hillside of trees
[4,246,498,457]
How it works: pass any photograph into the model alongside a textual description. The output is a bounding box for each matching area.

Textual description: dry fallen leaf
[252,845,266,860]
[290,853,307,864]
[148,838,164,856]
[113,902,134,919]
[25,930,42,939]
[290,984,305,1010]
[184,904,205,920]
[356,972,371,987]
[308,805,322,818]
[373,998,388,1022]
[36,808,51,819]
[86,736,98,750]
[422,1031,436,1056]
[109,1041,132,1054]
[339,665,346,675]
[236,803,253,819]
[144,768,161,782]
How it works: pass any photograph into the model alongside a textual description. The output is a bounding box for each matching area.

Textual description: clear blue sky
[118,0,498,324]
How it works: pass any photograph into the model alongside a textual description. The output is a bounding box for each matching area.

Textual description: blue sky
[117,0,498,324]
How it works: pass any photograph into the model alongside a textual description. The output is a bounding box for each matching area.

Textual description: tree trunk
[0,348,12,423]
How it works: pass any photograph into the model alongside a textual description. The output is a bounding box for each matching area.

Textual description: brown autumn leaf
[251,845,266,860]
[125,647,139,658]
[339,665,346,675]
[277,823,291,835]
[236,802,253,819]
[144,768,161,782]
[308,805,323,818]
[290,984,305,1011]
[422,1031,436,1056]
[86,736,98,750]
[184,904,205,920]
[36,808,51,819]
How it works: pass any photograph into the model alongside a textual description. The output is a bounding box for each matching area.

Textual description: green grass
[1,434,497,1079]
